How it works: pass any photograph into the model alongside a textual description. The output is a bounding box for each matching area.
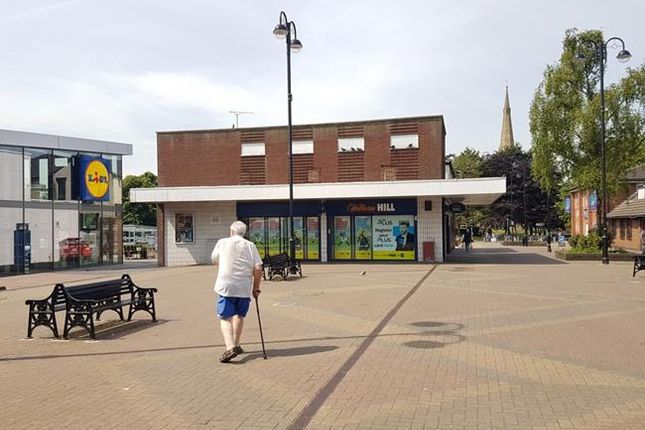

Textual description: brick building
[132,115,505,266]
[569,166,645,241]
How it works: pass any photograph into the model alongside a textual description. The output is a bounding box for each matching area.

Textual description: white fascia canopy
[131,178,506,206]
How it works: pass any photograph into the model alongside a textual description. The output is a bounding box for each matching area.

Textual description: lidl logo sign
[80,156,111,201]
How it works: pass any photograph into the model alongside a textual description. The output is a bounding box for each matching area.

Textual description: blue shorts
[217,296,251,320]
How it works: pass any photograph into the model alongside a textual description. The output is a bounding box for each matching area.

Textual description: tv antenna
[229,111,254,128]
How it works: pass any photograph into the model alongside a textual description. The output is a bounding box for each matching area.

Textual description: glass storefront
[328,199,417,261]
[242,215,321,260]
[238,199,416,262]
[0,145,125,276]
[0,208,24,276]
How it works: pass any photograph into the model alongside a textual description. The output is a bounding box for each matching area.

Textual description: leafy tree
[451,147,484,178]
[123,172,157,226]
[530,28,645,194]
[481,147,564,234]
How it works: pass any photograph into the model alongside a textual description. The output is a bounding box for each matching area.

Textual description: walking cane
[254,296,268,359]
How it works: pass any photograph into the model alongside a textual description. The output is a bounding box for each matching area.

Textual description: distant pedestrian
[463,228,473,253]
[211,221,263,363]
[546,233,552,253]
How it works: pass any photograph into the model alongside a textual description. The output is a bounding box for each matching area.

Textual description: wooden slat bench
[25,274,157,339]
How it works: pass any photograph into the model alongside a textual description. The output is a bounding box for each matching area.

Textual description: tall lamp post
[577,36,632,264]
[522,164,528,246]
[273,11,303,264]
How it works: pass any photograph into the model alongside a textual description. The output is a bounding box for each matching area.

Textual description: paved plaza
[2,243,645,429]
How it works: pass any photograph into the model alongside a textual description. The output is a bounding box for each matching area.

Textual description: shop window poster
[372,215,415,260]
[249,218,265,255]
[354,216,372,260]
[294,217,305,260]
[175,213,194,244]
[307,217,320,260]
[267,218,281,256]
[333,216,351,260]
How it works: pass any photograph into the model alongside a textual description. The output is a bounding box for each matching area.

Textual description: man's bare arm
[252,265,263,297]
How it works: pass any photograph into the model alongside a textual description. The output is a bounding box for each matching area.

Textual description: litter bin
[423,241,435,262]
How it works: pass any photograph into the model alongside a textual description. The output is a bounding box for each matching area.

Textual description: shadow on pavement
[446,247,566,265]
[65,318,170,341]
[235,345,338,363]
[2,331,452,362]
[403,321,466,349]
[410,321,464,330]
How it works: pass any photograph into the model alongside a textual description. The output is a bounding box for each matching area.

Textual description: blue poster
[588,191,598,210]
[564,197,571,214]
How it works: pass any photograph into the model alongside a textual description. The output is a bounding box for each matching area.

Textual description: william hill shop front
[238,198,417,262]
[326,199,417,261]
[133,178,507,266]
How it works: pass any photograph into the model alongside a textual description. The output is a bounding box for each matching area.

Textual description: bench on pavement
[634,256,645,277]
[25,274,158,339]
[263,252,302,281]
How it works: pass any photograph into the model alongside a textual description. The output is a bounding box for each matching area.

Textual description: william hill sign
[347,202,396,213]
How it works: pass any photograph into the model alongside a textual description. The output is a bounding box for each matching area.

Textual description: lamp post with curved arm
[577,36,631,265]
[273,11,303,264]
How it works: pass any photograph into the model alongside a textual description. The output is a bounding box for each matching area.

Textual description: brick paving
[2,243,645,429]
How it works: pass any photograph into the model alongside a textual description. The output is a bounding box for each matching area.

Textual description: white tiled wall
[164,202,237,267]
[416,196,444,263]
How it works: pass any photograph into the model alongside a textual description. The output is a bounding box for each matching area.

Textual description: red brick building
[133,115,505,266]
[569,167,645,248]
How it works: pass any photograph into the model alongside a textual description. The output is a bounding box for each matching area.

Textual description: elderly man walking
[211,221,263,363]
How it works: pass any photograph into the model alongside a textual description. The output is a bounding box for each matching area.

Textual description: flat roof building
[0,129,132,276]
[133,115,505,266]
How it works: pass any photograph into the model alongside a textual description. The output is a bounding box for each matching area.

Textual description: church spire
[499,85,515,151]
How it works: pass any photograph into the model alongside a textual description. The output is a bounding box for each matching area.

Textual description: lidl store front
[0,130,132,277]
[132,179,506,266]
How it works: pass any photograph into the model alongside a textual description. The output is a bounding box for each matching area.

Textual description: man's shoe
[219,348,239,363]
[234,346,244,354]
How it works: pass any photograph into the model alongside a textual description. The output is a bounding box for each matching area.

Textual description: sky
[0,0,642,175]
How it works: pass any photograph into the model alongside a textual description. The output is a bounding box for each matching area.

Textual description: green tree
[451,147,484,178]
[123,172,158,226]
[530,28,645,194]
[481,147,564,234]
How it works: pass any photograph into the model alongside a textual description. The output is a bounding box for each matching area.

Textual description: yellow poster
[354,216,372,260]
[372,216,416,260]
[333,216,351,260]
[306,217,320,260]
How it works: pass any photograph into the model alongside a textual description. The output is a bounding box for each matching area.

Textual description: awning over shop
[131,178,506,206]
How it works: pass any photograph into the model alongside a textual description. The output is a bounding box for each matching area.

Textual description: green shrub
[570,233,601,251]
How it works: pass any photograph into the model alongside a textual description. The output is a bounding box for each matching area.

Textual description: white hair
[230,220,247,236]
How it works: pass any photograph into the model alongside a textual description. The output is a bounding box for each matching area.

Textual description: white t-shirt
[211,235,263,297]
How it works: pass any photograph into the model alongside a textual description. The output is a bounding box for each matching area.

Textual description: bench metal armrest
[130,286,158,303]
[25,284,64,306]
[25,297,49,306]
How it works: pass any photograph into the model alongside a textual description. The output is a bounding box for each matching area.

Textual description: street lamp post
[273,11,303,266]
[577,36,632,264]
[523,164,528,246]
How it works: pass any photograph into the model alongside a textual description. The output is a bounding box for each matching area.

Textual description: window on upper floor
[390,134,419,150]
[241,142,265,157]
[293,140,314,154]
[338,137,364,153]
